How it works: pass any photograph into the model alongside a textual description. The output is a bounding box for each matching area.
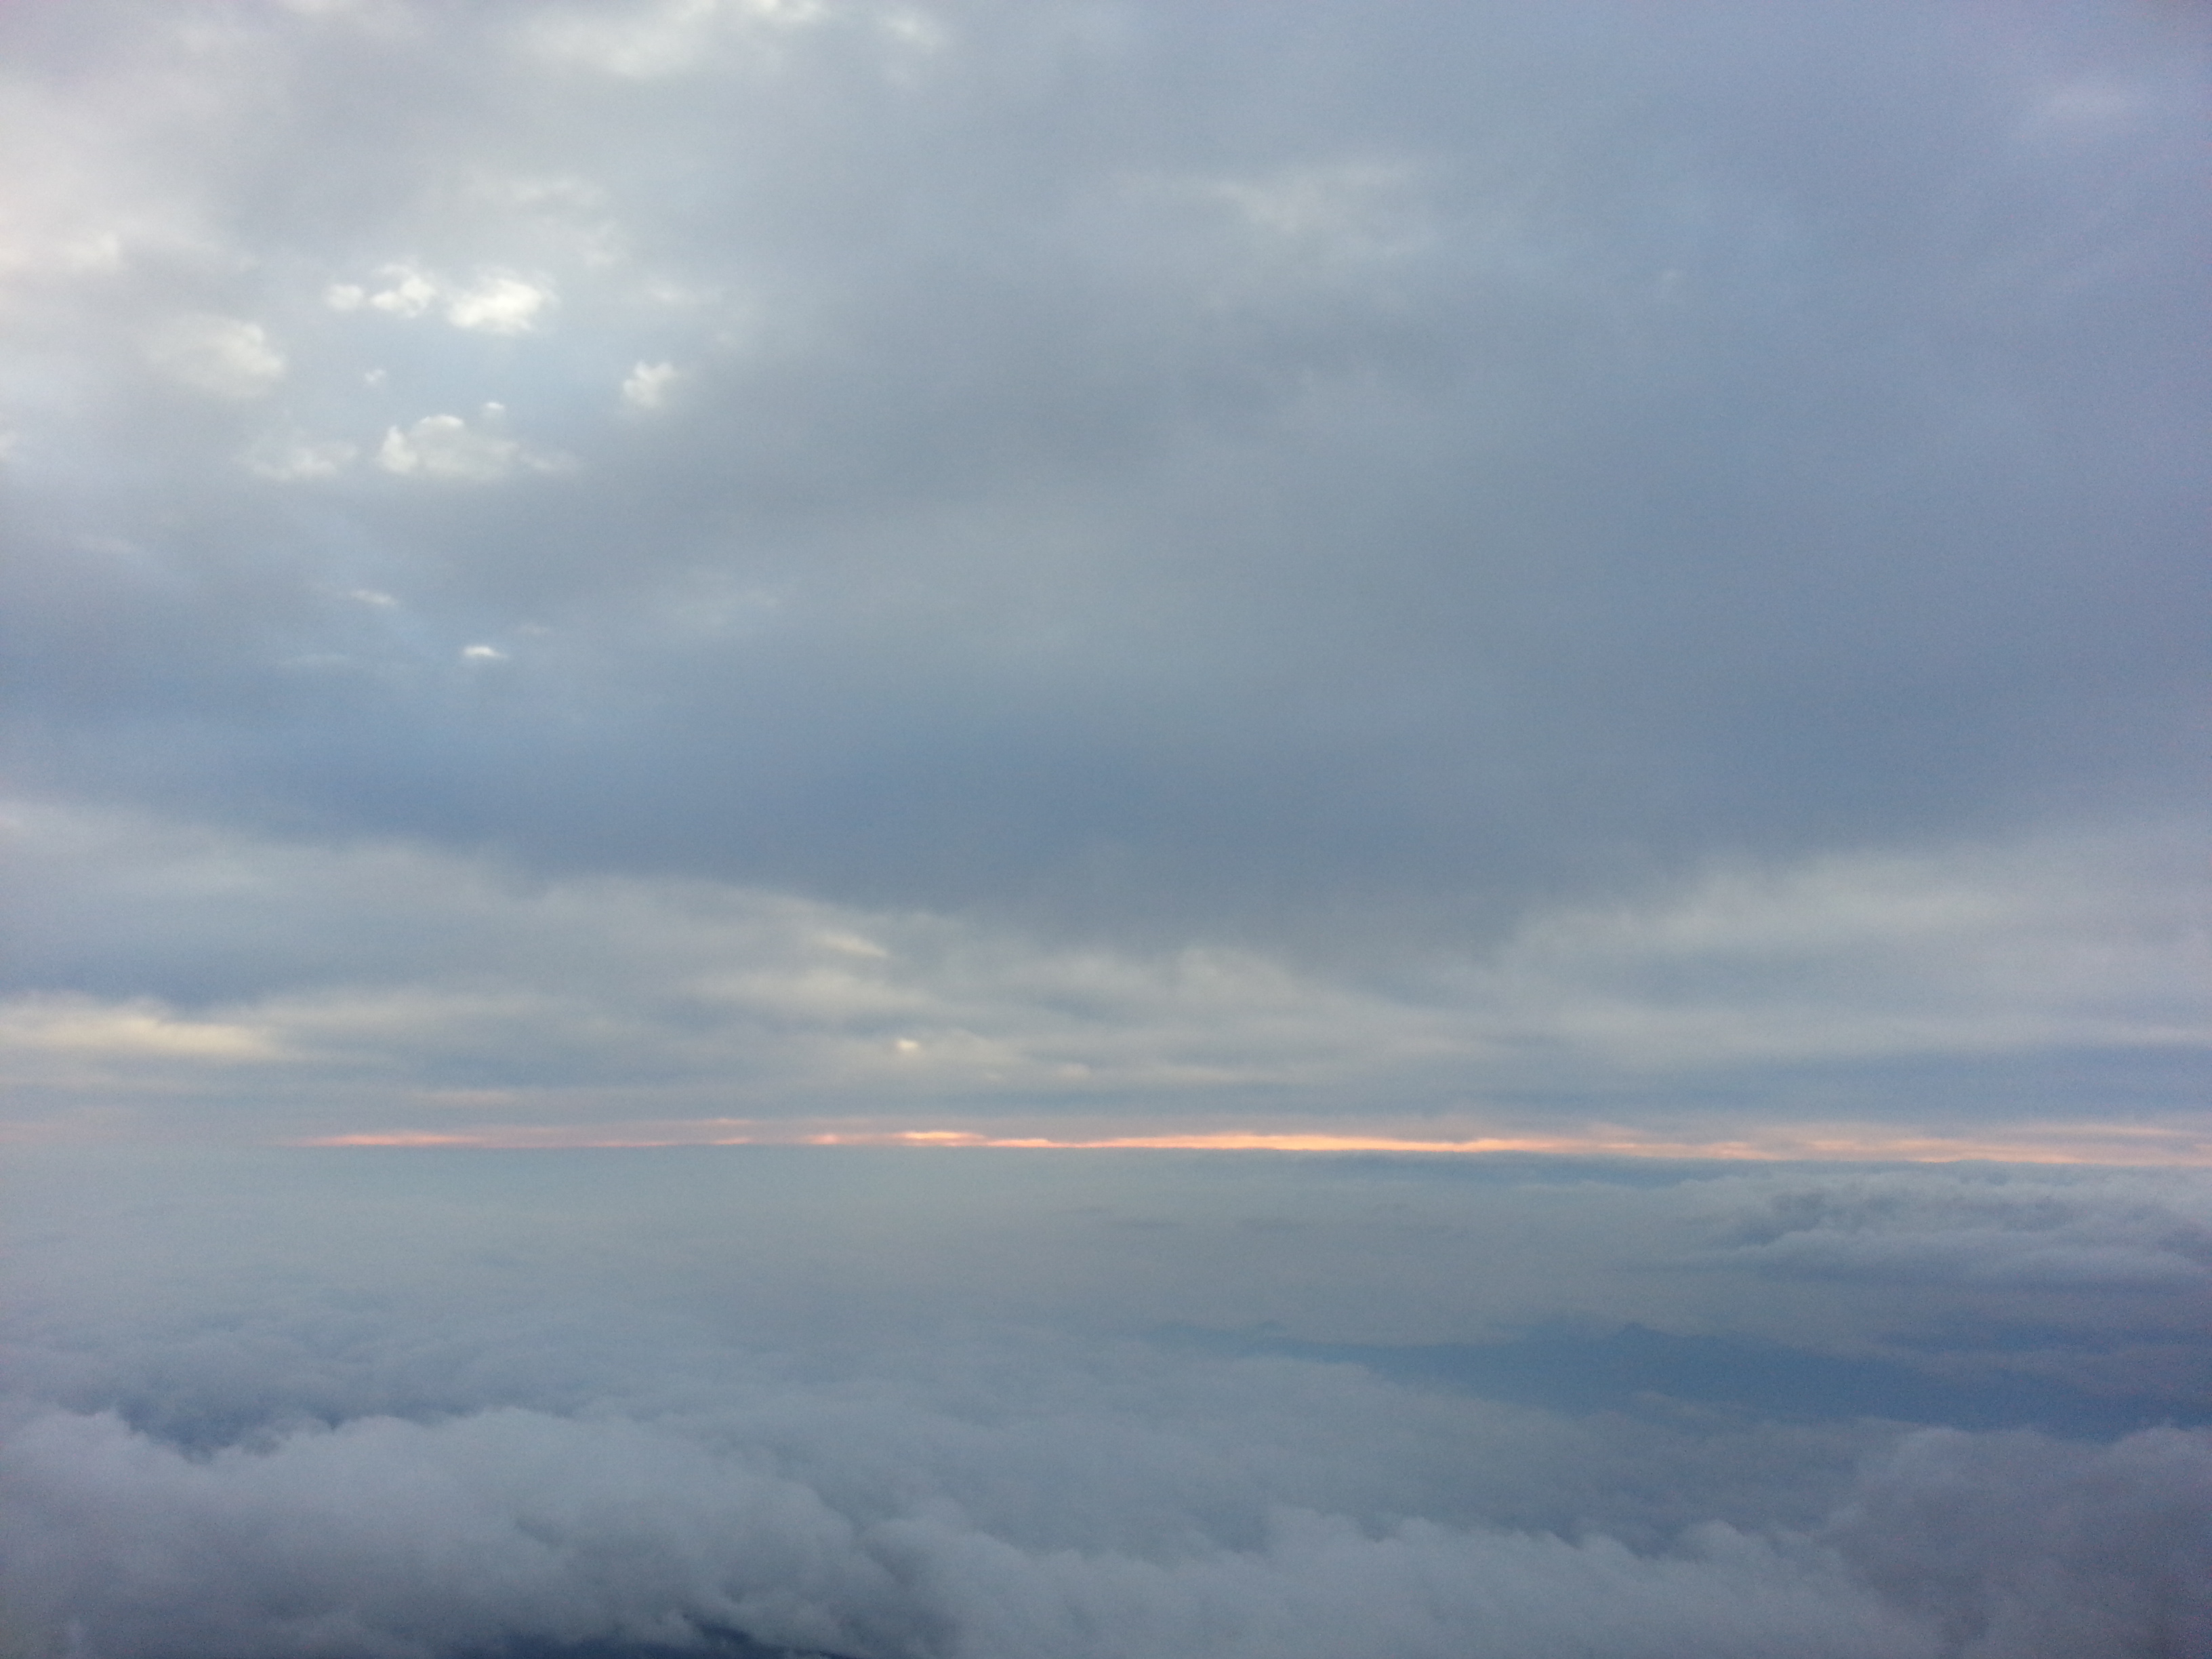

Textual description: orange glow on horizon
[290,1120,2212,1165]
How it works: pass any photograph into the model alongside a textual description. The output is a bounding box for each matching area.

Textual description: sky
[3,3,2211,1657]
[1,0,2207,1157]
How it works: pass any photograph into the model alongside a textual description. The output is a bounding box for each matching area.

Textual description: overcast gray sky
[2,0,2207,1153]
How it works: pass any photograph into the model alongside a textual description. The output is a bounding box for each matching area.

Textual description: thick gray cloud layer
[1,2,2208,1132]
[5,800,2203,1140]
[9,0,2204,891]
[25,1404,2206,1659]
[5,1149,2210,1659]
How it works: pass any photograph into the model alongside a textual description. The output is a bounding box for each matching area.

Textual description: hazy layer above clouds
[2,0,2208,1143]
[5,1148,2210,1659]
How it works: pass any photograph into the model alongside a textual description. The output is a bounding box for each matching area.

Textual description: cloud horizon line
[283,1118,2212,1166]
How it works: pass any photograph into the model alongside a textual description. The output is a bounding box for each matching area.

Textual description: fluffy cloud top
[4,1149,2209,1659]
[24,1404,2139,1659]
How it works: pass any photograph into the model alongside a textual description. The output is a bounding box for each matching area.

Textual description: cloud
[1465,832,2212,1069]
[327,264,557,335]
[377,408,571,482]
[0,798,2203,1145]
[621,361,681,411]
[243,436,360,480]
[0,1408,892,1659]
[144,315,285,399]
[0,0,2205,1151]
[525,0,840,80]
[3,1366,2203,1659]
[1696,1168,2212,1290]
[4,5,2206,1652]
[1174,160,1436,276]
[4,1142,2207,1659]
[0,994,278,1065]
[1833,1426,2212,1659]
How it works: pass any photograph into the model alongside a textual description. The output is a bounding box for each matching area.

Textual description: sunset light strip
[297,1120,2212,1165]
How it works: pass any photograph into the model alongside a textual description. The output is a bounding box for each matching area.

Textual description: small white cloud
[619,360,680,411]
[378,416,495,478]
[348,588,399,608]
[377,409,570,483]
[369,264,440,318]
[330,264,555,333]
[145,314,287,399]
[243,437,359,480]
[461,644,508,661]
[444,272,556,334]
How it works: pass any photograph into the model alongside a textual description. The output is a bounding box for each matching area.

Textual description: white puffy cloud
[443,272,558,334]
[377,408,570,482]
[327,264,556,334]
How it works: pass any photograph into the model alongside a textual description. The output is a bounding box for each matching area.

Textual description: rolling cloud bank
[6,1148,2212,1659]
